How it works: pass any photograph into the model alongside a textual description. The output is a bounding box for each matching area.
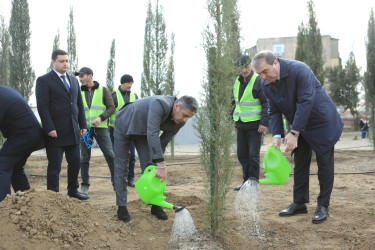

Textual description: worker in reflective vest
[232,55,268,191]
[109,74,138,187]
[76,67,115,195]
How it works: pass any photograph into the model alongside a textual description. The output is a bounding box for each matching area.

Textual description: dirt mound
[0,189,128,249]
[0,189,222,249]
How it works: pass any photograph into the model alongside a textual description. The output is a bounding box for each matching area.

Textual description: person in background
[232,55,268,191]
[76,67,115,195]
[359,115,369,140]
[114,95,197,223]
[252,50,344,224]
[0,86,45,202]
[109,74,139,187]
[36,49,88,200]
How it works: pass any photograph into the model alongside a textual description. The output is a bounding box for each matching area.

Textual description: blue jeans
[361,131,367,139]
[109,127,136,179]
[80,127,114,186]
[236,129,262,181]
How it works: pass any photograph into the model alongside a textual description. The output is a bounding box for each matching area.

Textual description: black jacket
[36,70,87,147]
[0,86,45,156]
[111,86,139,109]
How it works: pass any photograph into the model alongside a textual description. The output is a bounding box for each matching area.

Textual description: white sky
[0,0,374,105]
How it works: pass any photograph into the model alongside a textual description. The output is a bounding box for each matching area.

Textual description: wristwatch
[290,131,299,137]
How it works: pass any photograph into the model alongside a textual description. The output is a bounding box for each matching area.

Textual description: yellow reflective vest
[108,90,136,128]
[82,86,108,128]
[233,73,261,122]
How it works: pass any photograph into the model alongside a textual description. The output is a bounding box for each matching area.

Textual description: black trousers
[46,144,80,193]
[0,151,31,202]
[237,129,262,181]
[293,136,334,207]
[0,129,43,201]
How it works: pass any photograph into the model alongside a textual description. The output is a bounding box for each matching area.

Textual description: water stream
[234,179,266,239]
[169,208,197,243]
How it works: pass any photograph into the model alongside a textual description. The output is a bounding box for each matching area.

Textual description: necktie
[60,75,70,92]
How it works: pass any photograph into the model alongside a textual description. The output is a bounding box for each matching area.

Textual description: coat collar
[50,70,71,93]
[278,58,289,81]
[81,81,99,91]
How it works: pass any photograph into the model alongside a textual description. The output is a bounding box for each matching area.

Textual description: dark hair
[52,49,68,60]
[251,50,276,69]
[235,55,251,67]
[177,95,198,113]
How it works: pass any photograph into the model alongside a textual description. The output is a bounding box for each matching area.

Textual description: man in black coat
[0,86,45,202]
[36,49,88,200]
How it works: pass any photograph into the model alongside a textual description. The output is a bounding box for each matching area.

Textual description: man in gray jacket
[113,95,198,222]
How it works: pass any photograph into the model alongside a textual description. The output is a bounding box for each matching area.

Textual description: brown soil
[1,139,374,249]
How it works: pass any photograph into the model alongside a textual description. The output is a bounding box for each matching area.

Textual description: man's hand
[284,132,298,152]
[92,117,102,127]
[258,125,267,133]
[48,130,57,138]
[154,161,167,182]
[80,129,87,137]
[272,137,281,150]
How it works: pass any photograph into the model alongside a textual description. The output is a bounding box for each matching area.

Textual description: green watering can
[259,146,292,185]
[135,165,184,212]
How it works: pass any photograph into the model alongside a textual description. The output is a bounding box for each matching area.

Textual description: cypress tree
[141,0,168,97]
[0,15,10,86]
[364,8,375,148]
[67,7,78,75]
[141,1,153,97]
[222,0,241,61]
[164,33,175,96]
[295,23,307,62]
[195,0,240,238]
[106,39,116,92]
[8,0,35,102]
[47,31,60,72]
[295,0,324,84]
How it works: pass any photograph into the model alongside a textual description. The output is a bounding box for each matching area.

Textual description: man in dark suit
[114,95,197,222]
[252,50,344,224]
[0,86,45,202]
[36,49,88,200]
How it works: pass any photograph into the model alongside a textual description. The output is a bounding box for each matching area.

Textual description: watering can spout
[259,146,292,185]
[173,206,185,213]
[135,165,183,210]
[154,200,174,210]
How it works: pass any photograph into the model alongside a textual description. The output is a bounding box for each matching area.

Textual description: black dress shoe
[234,183,243,191]
[128,178,135,187]
[279,203,308,217]
[118,206,131,222]
[312,206,329,224]
[151,205,168,220]
[68,191,89,200]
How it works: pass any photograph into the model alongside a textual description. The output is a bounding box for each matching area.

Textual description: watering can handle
[144,165,156,174]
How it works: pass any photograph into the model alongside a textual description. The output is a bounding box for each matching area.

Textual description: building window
[272,44,285,56]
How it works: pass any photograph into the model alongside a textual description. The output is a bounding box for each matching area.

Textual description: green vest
[233,73,261,122]
[108,90,136,128]
[82,86,108,128]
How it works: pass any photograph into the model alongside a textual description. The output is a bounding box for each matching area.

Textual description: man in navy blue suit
[0,86,45,202]
[252,50,344,224]
[36,49,88,200]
